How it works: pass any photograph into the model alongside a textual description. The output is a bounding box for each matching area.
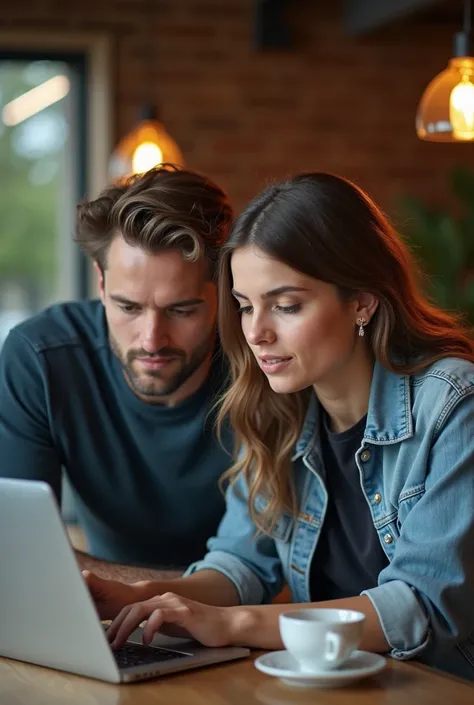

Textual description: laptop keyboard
[114,643,189,669]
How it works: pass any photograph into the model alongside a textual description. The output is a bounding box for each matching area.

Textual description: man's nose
[140,312,169,353]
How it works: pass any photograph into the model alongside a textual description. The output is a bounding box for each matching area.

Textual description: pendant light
[109,0,184,181]
[416,0,474,142]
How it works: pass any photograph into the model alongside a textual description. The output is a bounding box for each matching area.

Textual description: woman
[85,173,474,679]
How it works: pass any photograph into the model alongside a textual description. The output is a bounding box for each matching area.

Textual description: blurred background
[1,0,473,346]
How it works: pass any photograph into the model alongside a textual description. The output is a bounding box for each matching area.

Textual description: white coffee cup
[279,608,365,672]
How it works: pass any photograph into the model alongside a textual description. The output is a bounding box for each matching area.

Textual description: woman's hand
[82,570,146,621]
[106,592,234,649]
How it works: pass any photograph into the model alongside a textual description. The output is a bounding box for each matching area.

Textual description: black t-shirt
[310,410,389,601]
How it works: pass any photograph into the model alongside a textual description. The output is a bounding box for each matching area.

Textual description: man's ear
[94,262,105,304]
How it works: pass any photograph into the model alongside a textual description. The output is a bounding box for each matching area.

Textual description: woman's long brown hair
[217,172,474,534]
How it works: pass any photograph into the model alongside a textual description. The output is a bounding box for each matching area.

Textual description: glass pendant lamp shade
[416,3,474,143]
[416,55,474,142]
[109,107,184,182]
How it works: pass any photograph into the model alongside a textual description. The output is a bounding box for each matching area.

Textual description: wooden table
[1,651,473,705]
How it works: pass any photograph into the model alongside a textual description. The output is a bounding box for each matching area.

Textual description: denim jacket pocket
[397,483,425,525]
[254,495,295,543]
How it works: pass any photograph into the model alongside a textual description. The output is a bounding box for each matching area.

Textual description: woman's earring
[357,317,366,337]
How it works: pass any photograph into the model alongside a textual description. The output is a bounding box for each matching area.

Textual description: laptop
[0,478,250,683]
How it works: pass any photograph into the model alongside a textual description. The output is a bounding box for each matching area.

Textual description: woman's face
[230,246,367,394]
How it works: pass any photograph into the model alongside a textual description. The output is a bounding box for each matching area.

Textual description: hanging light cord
[140,0,157,118]
[464,0,472,35]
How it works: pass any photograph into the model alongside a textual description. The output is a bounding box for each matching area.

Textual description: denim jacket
[186,358,474,680]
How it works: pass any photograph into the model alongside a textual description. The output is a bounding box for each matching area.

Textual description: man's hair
[75,165,233,276]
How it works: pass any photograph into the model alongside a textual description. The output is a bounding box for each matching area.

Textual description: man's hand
[82,570,147,621]
[75,550,183,582]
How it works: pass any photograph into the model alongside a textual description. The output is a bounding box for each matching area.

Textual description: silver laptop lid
[0,478,120,682]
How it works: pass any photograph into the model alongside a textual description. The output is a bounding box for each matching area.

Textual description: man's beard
[109,333,214,401]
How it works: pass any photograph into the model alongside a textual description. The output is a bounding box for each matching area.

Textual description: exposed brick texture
[2,0,472,217]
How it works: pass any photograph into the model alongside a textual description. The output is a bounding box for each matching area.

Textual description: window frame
[0,32,112,299]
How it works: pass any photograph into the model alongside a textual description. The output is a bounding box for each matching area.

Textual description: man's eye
[119,304,139,314]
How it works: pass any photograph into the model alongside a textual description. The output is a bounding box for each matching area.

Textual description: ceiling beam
[343,0,448,35]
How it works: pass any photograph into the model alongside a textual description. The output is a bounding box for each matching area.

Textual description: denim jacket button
[383,533,393,544]
[360,450,371,462]
[374,493,382,504]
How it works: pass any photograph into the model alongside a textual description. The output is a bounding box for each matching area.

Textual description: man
[0,166,234,581]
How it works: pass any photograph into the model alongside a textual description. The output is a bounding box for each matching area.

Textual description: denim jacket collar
[294,362,414,458]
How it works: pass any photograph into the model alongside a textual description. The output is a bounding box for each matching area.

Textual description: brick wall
[2,0,473,217]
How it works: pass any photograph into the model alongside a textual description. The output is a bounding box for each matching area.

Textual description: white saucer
[254,650,386,688]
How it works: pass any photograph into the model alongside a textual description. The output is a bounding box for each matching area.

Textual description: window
[0,35,111,528]
[0,52,87,348]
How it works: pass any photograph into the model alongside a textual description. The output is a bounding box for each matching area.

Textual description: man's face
[97,235,217,405]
